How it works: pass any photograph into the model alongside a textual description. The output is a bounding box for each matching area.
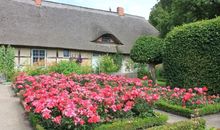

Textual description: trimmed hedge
[130,36,163,64]
[28,112,168,130]
[164,17,220,94]
[148,118,206,130]
[155,100,220,118]
[94,113,168,130]
[155,101,193,118]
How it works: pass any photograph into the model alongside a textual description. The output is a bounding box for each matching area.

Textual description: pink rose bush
[13,73,220,129]
[14,73,159,129]
[151,85,219,108]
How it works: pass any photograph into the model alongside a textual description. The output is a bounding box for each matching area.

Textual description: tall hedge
[164,17,220,94]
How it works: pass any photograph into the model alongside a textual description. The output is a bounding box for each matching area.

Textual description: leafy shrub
[0,45,15,80]
[148,118,206,130]
[164,17,220,94]
[130,36,163,64]
[137,64,151,79]
[24,66,48,76]
[97,55,118,74]
[110,53,123,72]
[155,64,166,82]
[48,61,82,75]
[24,61,93,76]
[130,36,164,84]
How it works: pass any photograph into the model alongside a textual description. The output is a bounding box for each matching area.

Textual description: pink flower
[63,108,76,118]
[183,92,193,102]
[142,76,148,80]
[42,108,51,119]
[17,85,23,89]
[148,80,153,84]
[52,116,62,124]
[88,115,100,123]
[152,94,160,100]
[202,86,208,92]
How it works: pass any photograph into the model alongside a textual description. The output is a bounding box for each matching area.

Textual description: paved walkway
[0,84,32,130]
[155,109,220,128]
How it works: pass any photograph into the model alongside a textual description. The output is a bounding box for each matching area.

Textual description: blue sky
[48,0,158,19]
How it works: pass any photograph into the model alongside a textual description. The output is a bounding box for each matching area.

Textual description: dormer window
[102,34,112,43]
[93,33,123,45]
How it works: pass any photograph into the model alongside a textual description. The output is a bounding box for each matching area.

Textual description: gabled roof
[0,0,159,54]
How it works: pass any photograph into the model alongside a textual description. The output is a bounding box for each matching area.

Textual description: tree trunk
[148,64,156,85]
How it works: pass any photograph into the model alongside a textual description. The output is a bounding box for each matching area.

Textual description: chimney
[35,0,42,6]
[117,7,125,16]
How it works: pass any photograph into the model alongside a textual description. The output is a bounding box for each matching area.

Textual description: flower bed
[14,73,164,130]
[152,86,220,118]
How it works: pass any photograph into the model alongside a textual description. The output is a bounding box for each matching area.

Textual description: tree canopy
[149,0,220,37]
[130,36,163,65]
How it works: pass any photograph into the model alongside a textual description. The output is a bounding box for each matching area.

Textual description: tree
[130,36,163,84]
[149,0,220,37]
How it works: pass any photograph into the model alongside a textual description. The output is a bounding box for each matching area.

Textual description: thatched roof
[0,0,159,54]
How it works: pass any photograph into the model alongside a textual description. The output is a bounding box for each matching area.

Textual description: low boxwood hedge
[94,113,168,130]
[155,100,220,118]
[148,118,206,130]
[28,112,168,130]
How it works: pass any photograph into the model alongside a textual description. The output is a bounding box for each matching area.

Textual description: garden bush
[148,118,206,130]
[97,55,118,74]
[24,66,49,76]
[137,64,151,79]
[155,64,166,82]
[48,60,83,75]
[23,60,93,76]
[0,45,15,80]
[164,17,220,94]
[130,36,164,84]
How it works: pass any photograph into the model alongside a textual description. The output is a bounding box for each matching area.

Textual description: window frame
[31,49,46,66]
[102,35,112,43]
[63,49,70,58]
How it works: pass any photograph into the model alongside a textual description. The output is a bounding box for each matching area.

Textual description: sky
[48,0,158,19]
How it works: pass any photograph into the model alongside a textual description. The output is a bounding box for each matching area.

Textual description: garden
[13,72,216,130]
[1,5,220,130]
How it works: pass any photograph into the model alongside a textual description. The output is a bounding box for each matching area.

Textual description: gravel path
[0,84,32,130]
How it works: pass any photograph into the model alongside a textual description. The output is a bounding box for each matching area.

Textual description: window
[63,49,70,57]
[102,35,112,43]
[32,49,45,64]
[92,33,123,45]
